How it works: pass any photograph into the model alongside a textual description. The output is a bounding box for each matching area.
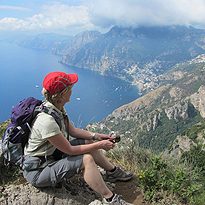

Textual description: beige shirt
[24,101,68,157]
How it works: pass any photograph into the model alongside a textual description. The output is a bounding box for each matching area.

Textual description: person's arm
[68,121,114,141]
[48,133,115,155]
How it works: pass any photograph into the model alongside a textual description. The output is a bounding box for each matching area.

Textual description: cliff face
[60,31,101,57]
[87,58,205,151]
[190,85,205,118]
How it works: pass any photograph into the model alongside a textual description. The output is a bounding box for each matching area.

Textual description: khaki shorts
[23,138,85,187]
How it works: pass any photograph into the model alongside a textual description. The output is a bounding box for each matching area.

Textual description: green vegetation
[0,164,20,185]
[138,156,202,204]
[183,120,205,141]
[179,135,205,205]
[109,138,205,205]
[181,144,205,175]
[106,113,205,204]
[0,120,10,139]
[137,109,203,152]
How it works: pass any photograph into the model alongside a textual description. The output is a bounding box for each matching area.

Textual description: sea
[0,41,139,128]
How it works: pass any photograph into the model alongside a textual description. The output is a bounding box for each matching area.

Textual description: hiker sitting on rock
[23,71,133,205]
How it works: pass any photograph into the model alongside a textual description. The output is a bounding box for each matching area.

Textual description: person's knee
[83,154,96,166]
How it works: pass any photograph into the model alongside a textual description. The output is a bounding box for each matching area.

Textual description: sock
[105,193,115,202]
[109,166,116,173]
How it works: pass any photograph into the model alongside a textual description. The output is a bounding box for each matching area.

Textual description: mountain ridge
[15,25,205,94]
[87,56,205,152]
[59,25,205,93]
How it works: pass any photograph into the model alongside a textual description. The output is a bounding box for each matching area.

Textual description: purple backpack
[2,97,61,167]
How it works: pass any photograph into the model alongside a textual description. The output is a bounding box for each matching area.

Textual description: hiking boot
[102,194,133,205]
[105,167,133,182]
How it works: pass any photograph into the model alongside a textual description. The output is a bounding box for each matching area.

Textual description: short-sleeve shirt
[24,101,68,157]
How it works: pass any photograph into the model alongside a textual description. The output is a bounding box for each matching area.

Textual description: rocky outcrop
[61,30,101,63]
[169,135,196,158]
[0,147,102,205]
[190,85,205,118]
[189,54,205,63]
[0,174,143,205]
[105,84,191,132]
[169,87,184,99]
[164,101,189,121]
[0,176,102,205]
[147,112,161,131]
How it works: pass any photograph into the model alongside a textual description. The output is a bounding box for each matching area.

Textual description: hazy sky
[0,0,205,35]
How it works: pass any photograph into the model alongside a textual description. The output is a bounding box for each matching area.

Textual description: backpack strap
[34,105,62,130]
[36,105,69,162]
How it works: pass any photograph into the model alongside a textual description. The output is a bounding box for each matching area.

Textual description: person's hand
[98,140,115,151]
[95,132,121,143]
[95,133,115,141]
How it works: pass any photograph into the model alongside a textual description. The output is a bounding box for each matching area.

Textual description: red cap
[43,71,78,95]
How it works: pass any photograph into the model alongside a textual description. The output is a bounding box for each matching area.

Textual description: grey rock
[0,176,102,205]
[164,101,189,121]
[190,85,205,118]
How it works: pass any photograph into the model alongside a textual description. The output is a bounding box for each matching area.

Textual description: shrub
[138,155,202,204]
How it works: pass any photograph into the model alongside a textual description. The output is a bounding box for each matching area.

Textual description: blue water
[0,41,139,128]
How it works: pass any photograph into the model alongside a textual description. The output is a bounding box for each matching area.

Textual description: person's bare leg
[82,154,113,198]
[90,149,115,171]
[85,140,114,171]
